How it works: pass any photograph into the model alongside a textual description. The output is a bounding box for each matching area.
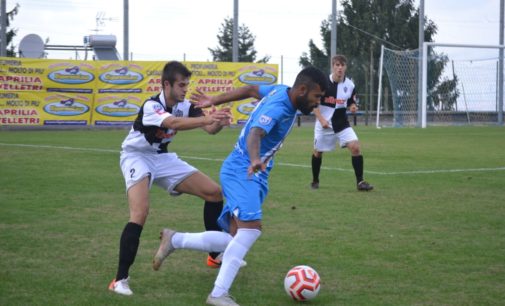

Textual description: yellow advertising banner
[0,91,93,126]
[92,60,164,125]
[187,62,278,124]
[0,58,95,126]
[0,57,278,126]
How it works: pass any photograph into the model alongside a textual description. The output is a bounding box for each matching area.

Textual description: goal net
[377,44,504,127]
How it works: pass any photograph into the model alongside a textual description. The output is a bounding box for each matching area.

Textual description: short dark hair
[293,66,328,92]
[161,61,192,86]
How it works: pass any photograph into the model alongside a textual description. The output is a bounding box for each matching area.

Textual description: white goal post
[377,43,505,128]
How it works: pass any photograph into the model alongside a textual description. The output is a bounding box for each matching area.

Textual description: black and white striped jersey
[316,75,357,133]
[121,92,203,154]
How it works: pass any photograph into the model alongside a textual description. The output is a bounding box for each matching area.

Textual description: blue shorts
[218,153,269,232]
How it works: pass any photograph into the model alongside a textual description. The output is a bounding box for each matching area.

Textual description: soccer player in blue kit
[152,66,328,306]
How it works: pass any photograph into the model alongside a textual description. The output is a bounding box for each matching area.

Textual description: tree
[3,3,20,57]
[426,51,459,111]
[209,17,270,63]
[300,0,458,112]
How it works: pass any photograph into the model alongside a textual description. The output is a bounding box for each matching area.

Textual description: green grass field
[1,126,504,306]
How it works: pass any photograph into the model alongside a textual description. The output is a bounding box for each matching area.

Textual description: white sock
[211,228,261,297]
[171,231,232,253]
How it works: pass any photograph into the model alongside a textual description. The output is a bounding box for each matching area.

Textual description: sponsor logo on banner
[237,100,259,115]
[47,65,95,84]
[238,68,276,85]
[43,97,90,116]
[95,98,141,117]
[99,66,144,85]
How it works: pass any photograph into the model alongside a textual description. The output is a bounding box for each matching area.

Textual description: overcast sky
[7,0,504,85]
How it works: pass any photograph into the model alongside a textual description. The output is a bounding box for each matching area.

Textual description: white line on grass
[2,142,505,175]
[0,142,119,153]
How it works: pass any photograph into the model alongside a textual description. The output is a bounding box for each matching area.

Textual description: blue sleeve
[258,85,276,99]
[251,113,277,134]
[250,100,284,134]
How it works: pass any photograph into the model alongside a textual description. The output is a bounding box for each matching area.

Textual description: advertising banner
[0,58,95,125]
[187,62,278,124]
[0,57,278,126]
[91,60,164,125]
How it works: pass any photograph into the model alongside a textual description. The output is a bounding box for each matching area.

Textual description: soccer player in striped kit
[108,61,232,296]
[311,54,373,191]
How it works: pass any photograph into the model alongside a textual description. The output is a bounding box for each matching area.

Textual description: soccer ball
[284,265,321,301]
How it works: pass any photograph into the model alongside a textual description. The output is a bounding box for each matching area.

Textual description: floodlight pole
[330,0,337,59]
[123,0,129,61]
[0,0,6,57]
[280,55,283,84]
[232,0,238,62]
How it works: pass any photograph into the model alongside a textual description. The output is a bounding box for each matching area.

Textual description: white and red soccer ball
[284,265,321,301]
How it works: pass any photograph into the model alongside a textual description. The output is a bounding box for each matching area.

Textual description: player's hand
[205,108,232,125]
[321,119,330,129]
[247,159,266,178]
[191,89,213,108]
[211,107,233,126]
[349,104,358,113]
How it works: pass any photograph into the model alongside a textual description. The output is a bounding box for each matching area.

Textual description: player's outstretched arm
[191,85,260,108]
[161,109,230,131]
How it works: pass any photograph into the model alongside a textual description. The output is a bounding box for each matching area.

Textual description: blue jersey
[218,84,298,231]
[231,84,297,169]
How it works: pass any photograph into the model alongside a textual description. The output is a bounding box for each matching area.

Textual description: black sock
[352,155,364,184]
[204,200,223,259]
[116,222,143,281]
[311,154,322,183]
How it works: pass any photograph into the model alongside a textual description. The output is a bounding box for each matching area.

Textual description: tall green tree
[300,0,458,111]
[4,3,20,57]
[209,17,270,63]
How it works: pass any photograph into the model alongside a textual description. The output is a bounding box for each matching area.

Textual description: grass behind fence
[0,126,504,306]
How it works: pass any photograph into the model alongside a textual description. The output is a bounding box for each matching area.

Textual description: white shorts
[120,151,198,195]
[314,127,358,152]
